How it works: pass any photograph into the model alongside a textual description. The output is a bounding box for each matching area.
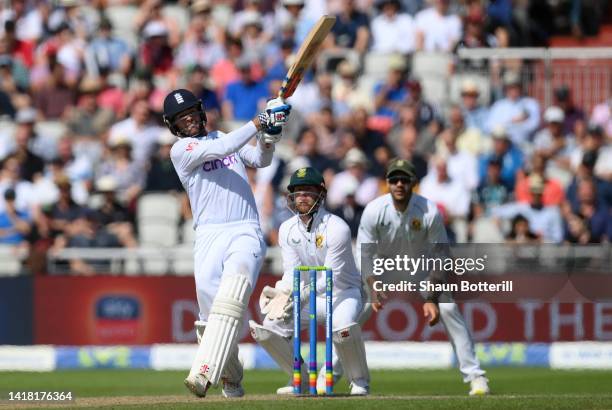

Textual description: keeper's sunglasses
[387,176,413,185]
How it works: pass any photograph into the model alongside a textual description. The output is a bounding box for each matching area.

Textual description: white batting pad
[195,320,243,384]
[249,321,294,375]
[189,274,251,386]
[333,323,370,383]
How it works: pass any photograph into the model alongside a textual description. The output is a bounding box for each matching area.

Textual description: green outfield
[1,369,612,409]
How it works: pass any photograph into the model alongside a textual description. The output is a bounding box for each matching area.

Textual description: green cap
[386,158,416,179]
[287,167,325,192]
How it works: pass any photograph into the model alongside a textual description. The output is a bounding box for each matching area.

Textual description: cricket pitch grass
[1,368,612,409]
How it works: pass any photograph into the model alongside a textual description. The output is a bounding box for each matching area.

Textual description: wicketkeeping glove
[281,285,309,321]
[258,97,291,135]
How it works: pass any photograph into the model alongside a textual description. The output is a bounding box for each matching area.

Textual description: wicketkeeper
[249,167,370,395]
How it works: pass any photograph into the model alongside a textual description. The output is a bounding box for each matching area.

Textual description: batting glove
[258,98,291,135]
[257,131,281,145]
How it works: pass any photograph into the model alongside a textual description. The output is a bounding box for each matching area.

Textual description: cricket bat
[278,15,336,100]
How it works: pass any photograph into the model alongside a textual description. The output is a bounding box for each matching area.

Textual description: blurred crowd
[0,0,610,274]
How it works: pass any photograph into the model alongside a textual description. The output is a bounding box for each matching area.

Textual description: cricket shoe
[222,380,244,398]
[349,379,369,396]
[184,374,211,397]
[469,376,490,396]
[316,366,342,394]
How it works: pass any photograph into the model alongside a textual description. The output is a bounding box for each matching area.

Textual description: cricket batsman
[249,167,370,395]
[163,88,291,398]
[356,158,490,396]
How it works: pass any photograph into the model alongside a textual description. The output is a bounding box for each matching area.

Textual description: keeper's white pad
[194,320,242,384]
[189,274,251,386]
[333,323,370,384]
[249,321,293,375]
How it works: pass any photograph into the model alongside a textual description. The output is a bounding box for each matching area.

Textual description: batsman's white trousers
[263,287,363,337]
[194,221,266,321]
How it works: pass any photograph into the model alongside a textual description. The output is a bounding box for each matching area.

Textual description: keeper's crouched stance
[249,167,370,395]
[164,89,291,398]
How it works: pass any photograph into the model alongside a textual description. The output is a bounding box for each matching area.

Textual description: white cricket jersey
[356,193,448,276]
[277,208,362,293]
[170,122,273,228]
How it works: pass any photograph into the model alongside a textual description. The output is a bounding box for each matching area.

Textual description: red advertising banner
[34,274,612,345]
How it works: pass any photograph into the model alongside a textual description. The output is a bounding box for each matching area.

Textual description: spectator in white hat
[533,106,576,186]
[327,148,379,208]
[459,79,489,134]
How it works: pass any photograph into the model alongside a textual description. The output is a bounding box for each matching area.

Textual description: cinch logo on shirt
[202,154,237,172]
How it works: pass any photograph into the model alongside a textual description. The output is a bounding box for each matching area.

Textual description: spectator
[108,98,163,165]
[332,60,373,114]
[533,106,576,185]
[0,42,29,92]
[0,108,57,162]
[210,37,245,97]
[3,19,34,68]
[373,55,408,120]
[506,214,540,244]
[175,13,224,71]
[97,136,145,205]
[569,124,612,181]
[553,85,585,136]
[566,150,612,212]
[138,21,175,75]
[330,178,363,238]
[11,109,45,182]
[222,57,268,121]
[415,0,462,52]
[289,73,333,120]
[492,174,563,243]
[0,0,43,42]
[485,71,540,149]
[144,131,183,193]
[453,10,496,71]
[438,103,486,157]
[294,127,336,176]
[590,96,611,139]
[515,152,565,207]
[459,79,489,134]
[90,176,138,249]
[32,58,76,120]
[231,0,275,42]
[435,114,479,191]
[473,158,510,216]
[331,0,370,55]
[390,125,428,181]
[565,178,610,243]
[52,136,93,205]
[238,11,269,65]
[84,17,132,77]
[0,188,31,247]
[185,65,221,123]
[66,77,115,139]
[370,0,415,54]
[0,155,36,212]
[277,0,317,47]
[407,78,437,130]
[346,107,386,165]
[478,126,524,191]
[327,148,379,208]
[134,0,180,48]
[420,156,471,218]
